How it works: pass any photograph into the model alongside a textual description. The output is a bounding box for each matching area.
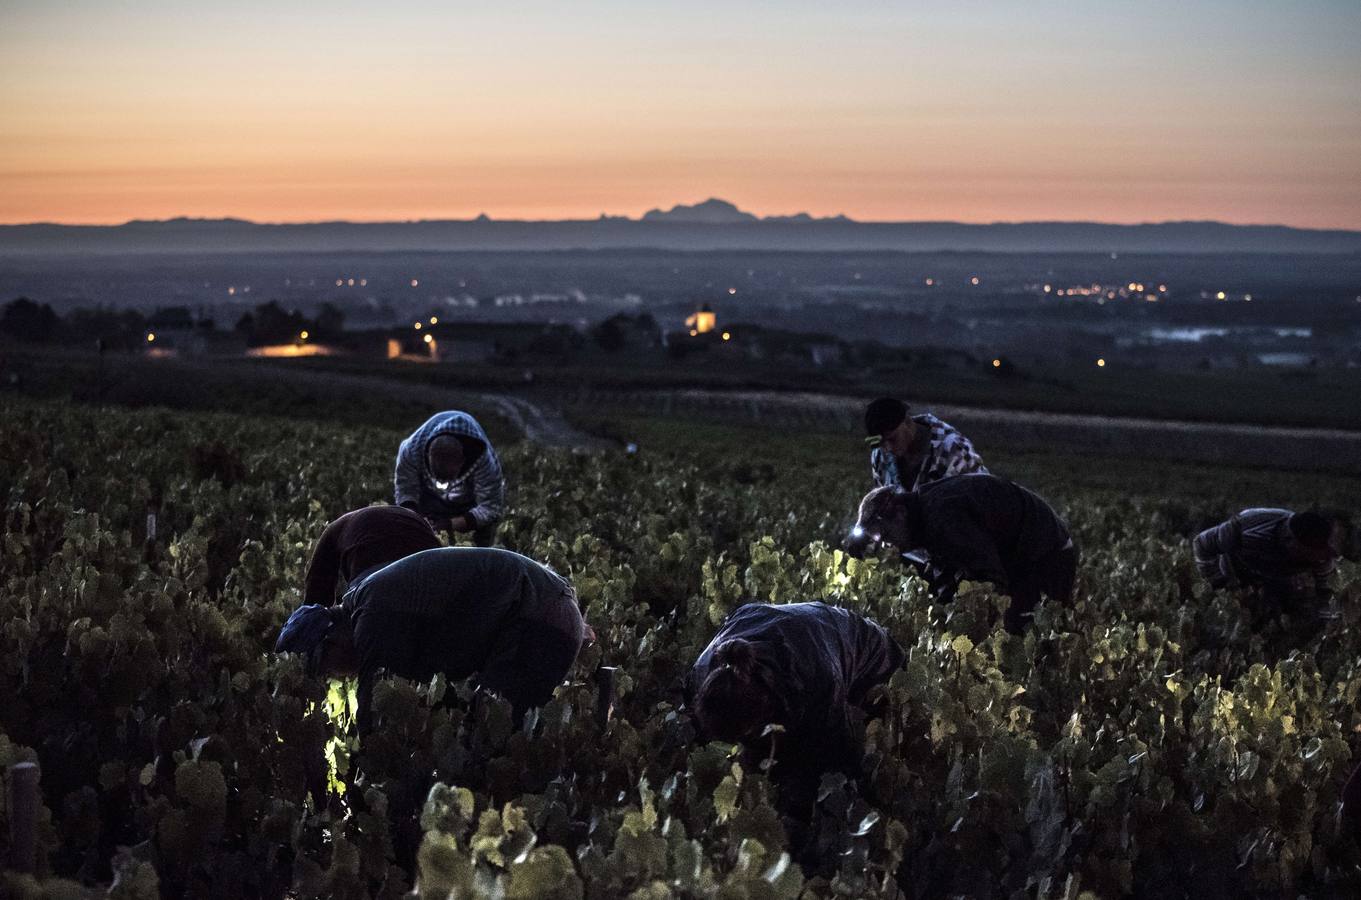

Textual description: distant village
[0,296,877,373]
[2,290,1356,373]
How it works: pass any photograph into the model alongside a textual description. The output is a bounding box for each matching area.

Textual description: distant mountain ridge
[2,199,1359,254]
[638,198,856,225]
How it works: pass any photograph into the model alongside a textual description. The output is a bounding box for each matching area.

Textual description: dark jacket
[302,506,441,606]
[394,411,505,526]
[686,602,904,752]
[1193,508,1336,602]
[908,474,1072,590]
[341,547,581,732]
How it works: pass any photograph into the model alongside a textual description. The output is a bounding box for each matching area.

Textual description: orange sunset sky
[2,1,1359,228]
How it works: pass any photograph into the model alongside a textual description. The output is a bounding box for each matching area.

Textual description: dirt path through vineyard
[194,360,612,450]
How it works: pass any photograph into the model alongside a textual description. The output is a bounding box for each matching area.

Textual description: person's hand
[582,623,598,646]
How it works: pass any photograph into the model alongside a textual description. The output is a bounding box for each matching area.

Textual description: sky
[2,1,1359,227]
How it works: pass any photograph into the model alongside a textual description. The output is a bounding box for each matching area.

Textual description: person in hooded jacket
[395,410,505,546]
[686,601,904,778]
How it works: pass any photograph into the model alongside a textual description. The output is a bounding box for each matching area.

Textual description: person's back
[1194,508,1344,604]
[342,547,582,729]
[302,506,441,606]
[854,474,1076,633]
[345,547,563,673]
[687,602,904,764]
[915,474,1071,579]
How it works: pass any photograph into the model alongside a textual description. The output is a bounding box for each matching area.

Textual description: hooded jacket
[394,411,505,527]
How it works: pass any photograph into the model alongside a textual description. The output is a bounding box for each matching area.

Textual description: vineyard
[3,395,1361,898]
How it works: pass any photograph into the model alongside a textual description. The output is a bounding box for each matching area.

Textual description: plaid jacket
[1193,508,1337,602]
[870,413,987,491]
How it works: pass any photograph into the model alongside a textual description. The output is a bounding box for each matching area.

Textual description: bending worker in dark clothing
[686,602,904,776]
[1193,508,1355,606]
[853,474,1077,634]
[302,505,441,606]
[395,411,505,546]
[277,547,587,733]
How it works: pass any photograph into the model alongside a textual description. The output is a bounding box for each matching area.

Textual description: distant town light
[347,278,355,287]
[1043,284,1051,293]
[359,278,367,287]
[227,286,236,296]
[414,322,422,330]
[429,316,438,325]
[1158,284,1168,293]
[722,332,731,341]
[1216,291,1226,300]
[689,329,698,337]
[992,358,1002,368]
[411,279,419,287]
[336,279,344,287]
[1096,358,1106,367]
[146,333,155,343]
[1128,282,1137,291]
[299,330,309,341]
[728,287,737,295]
[925,278,935,286]
[1243,294,1252,302]
[970,276,980,286]
[423,333,433,344]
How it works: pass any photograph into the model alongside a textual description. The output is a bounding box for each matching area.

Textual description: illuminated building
[685,303,717,335]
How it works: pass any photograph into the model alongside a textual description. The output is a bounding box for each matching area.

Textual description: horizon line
[4,213,1358,233]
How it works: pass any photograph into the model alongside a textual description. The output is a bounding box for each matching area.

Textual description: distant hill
[641,198,760,224]
[3,201,1359,255]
